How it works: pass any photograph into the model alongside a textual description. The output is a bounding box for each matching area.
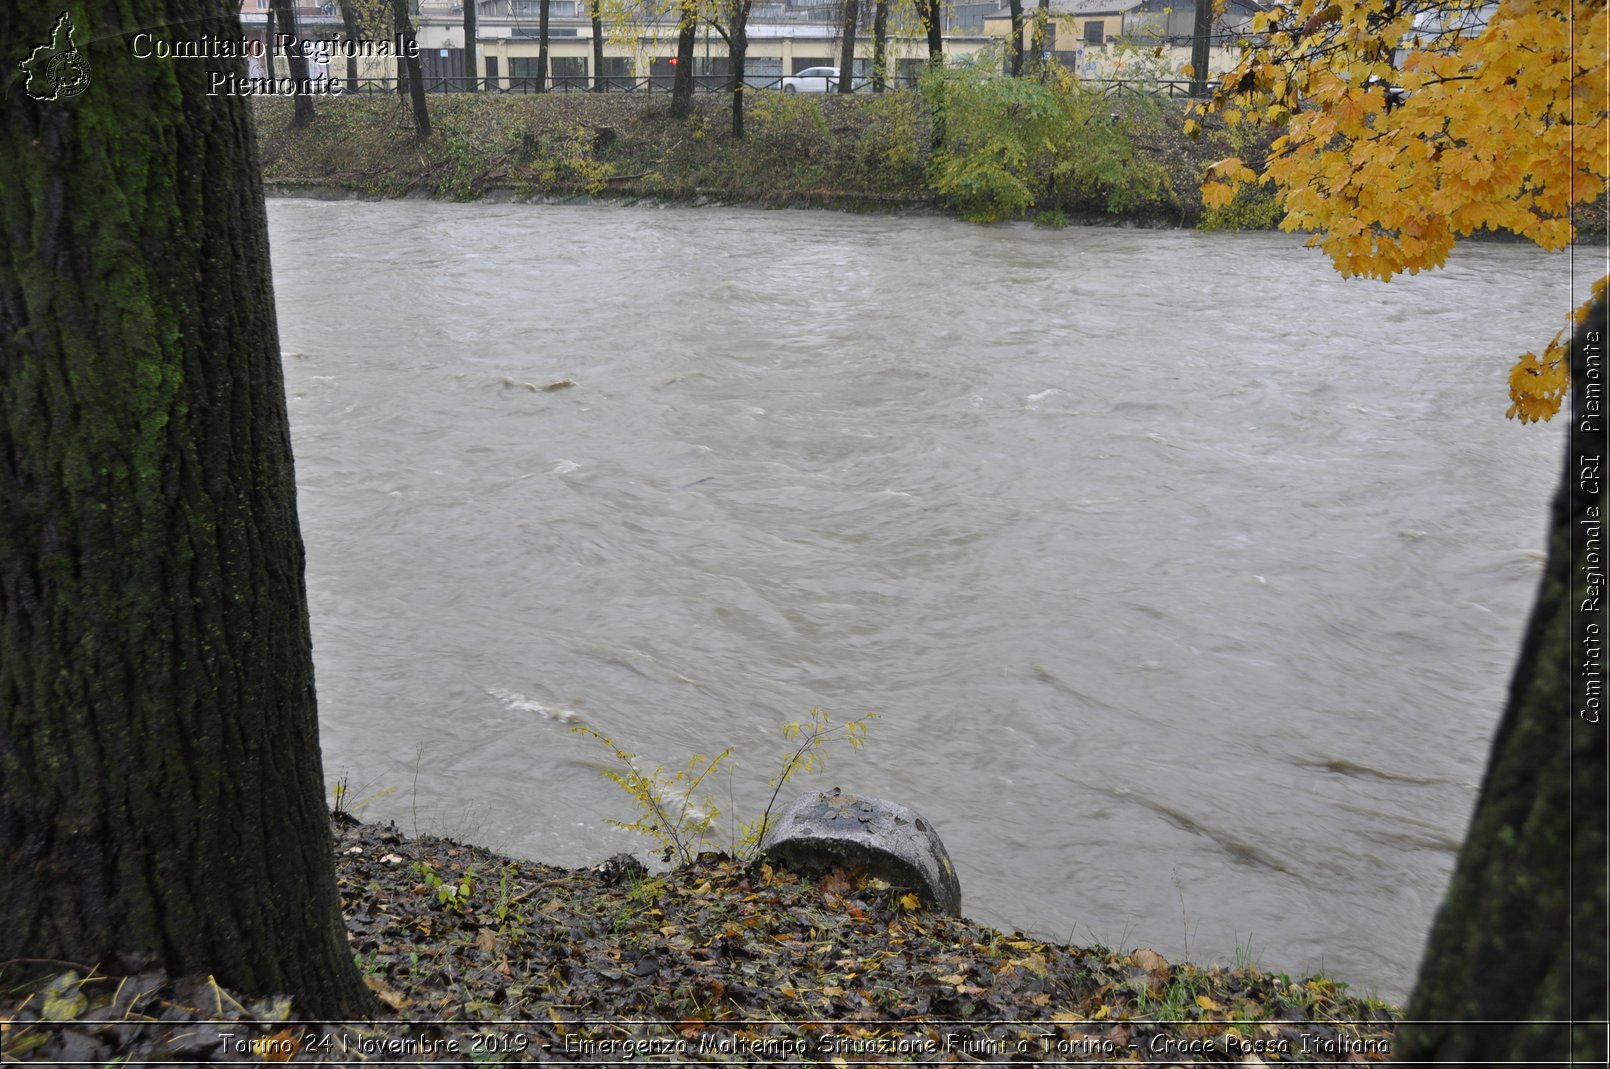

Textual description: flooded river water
[267,198,1577,1001]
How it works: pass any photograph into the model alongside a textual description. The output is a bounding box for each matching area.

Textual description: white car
[781,66,854,93]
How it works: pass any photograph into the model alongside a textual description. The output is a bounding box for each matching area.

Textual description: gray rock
[758,788,961,916]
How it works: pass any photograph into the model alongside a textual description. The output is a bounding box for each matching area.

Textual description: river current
[267,198,1579,1002]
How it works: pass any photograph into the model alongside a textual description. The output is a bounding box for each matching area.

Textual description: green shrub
[920,52,1173,223]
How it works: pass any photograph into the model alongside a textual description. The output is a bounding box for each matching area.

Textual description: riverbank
[3,816,1399,1064]
[251,90,1251,227]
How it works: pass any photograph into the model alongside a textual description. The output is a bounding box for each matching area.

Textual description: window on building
[551,56,586,86]
[1084,21,1104,44]
[599,55,634,89]
[509,56,543,89]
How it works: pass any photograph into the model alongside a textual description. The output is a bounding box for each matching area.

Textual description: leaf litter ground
[1,816,1398,1064]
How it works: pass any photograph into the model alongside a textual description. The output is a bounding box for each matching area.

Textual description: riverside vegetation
[253,62,1286,231]
[2,713,1401,1064]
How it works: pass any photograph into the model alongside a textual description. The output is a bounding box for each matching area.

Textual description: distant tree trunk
[1395,295,1609,1064]
[338,0,360,86]
[0,0,373,1020]
[264,5,277,78]
[1188,0,1212,96]
[836,0,857,93]
[270,0,316,126]
[391,0,430,137]
[669,0,697,118]
[920,0,943,67]
[729,0,752,137]
[590,0,605,91]
[1030,0,1049,76]
[1007,0,1024,76]
[463,0,478,89]
[871,0,888,90]
[537,0,550,91]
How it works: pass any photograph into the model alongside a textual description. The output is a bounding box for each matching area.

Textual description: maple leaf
[1203,0,1607,419]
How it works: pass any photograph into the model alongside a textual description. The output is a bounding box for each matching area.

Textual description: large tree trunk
[270,0,316,126]
[1007,0,1023,76]
[537,0,550,91]
[590,0,605,91]
[836,0,857,94]
[0,0,372,1019]
[669,0,697,118]
[871,0,888,91]
[1395,295,1608,1063]
[463,0,478,90]
[1188,0,1212,97]
[391,0,431,138]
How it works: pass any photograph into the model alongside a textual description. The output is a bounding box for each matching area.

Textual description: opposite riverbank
[251,88,1266,227]
[2,816,1400,1064]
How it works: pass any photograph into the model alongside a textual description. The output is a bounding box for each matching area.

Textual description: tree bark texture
[669,1,697,119]
[270,0,316,126]
[0,0,372,1020]
[836,0,857,93]
[1396,295,1608,1062]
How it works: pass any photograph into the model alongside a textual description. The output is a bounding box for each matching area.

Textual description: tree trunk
[591,0,605,91]
[338,0,360,86]
[669,0,697,118]
[1030,0,1049,77]
[1395,295,1608,1063]
[463,0,477,90]
[391,0,430,138]
[836,0,857,94]
[0,0,372,1019]
[1007,0,1023,76]
[729,0,751,137]
[1188,0,1212,97]
[264,5,277,78]
[871,0,888,91]
[270,0,316,126]
[922,0,943,67]
[537,0,550,91]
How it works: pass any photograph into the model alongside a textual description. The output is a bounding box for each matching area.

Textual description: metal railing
[332,74,1208,97]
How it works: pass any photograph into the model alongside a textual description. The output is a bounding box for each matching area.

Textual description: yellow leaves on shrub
[1199,0,1609,419]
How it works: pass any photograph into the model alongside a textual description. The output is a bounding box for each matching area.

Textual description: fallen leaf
[899,893,920,911]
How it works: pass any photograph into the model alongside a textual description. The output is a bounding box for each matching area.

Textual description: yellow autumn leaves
[1193,0,1609,421]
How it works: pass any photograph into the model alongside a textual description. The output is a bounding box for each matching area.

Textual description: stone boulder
[759,788,961,916]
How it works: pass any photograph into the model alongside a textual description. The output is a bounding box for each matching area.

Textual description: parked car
[780,66,867,93]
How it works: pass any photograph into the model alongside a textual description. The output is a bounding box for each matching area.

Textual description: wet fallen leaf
[899,893,920,911]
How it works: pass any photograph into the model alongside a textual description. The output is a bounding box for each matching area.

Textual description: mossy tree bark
[0,0,373,1019]
[1396,295,1608,1062]
[463,0,478,90]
